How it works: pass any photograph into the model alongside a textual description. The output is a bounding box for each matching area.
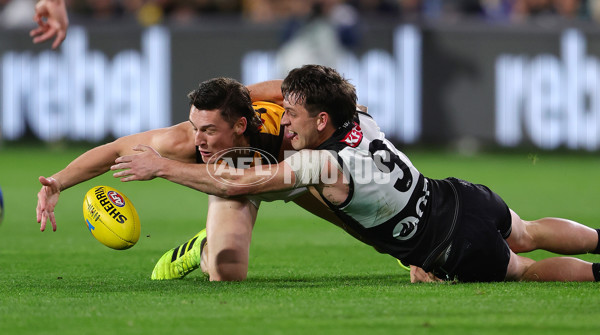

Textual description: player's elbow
[220,178,258,197]
[206,180,239,198]
[210,174,257,198]
[223,185,250,198]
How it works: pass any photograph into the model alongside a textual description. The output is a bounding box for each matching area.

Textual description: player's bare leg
[507,209,599,254]
[181,191,341,281]
[505,251,597,281]
[203,196,257,281]
[152,196,256,281]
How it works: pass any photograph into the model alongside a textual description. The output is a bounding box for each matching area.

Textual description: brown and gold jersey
[195,101,285,164]
[250,101,285,162]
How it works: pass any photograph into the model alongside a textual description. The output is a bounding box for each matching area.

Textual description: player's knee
[507,232,536,253]
[209,249,248,281]
[506,211,536,253]
[505,253,534,281]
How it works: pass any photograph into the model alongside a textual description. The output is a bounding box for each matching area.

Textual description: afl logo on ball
[107,191,125,207]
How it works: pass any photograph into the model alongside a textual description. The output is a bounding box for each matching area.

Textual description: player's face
[189,106,244,164]
[282,97,321,150]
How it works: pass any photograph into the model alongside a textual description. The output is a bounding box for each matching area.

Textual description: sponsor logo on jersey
[340,122,363,148]
[392,179,429,241]
[393,216,419,241]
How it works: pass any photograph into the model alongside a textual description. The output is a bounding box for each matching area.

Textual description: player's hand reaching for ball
[410,265,444,283]
[112,145,163,182]
[37,176,62,232]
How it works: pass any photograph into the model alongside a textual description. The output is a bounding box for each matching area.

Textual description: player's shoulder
[159,122,193,144]
[152,122,196,161]
[253,101,284,136]
[253,101,284,113]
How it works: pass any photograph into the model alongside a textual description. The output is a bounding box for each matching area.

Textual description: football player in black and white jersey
[115,64,600,282]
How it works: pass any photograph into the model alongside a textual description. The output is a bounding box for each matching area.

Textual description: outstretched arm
[248,80,283,105]
[111,147,341,201]
[30,0,69,49]
[37,122,195,231]
[111,144,299,197]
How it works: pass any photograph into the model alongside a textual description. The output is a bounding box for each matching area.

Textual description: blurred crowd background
[1,0,599,149]
[1,0,599,28]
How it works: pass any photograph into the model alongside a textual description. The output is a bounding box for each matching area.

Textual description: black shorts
[434,178,512,282]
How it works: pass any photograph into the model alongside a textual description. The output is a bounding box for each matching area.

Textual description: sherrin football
[83,186,140,250]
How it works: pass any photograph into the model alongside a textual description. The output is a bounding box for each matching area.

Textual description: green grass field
[1,145,600,334]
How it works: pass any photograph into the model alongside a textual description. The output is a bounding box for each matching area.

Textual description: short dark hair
[281,65,357,128]
[187,78,261,137]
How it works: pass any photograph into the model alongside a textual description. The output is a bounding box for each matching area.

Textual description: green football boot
[151,229,207,280]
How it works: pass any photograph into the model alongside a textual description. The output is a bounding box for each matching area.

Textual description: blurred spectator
[590,0,600,21]
[85,0,120,20]
[0,0,36,27]
[512,0,553,19]
[399,0,424,19]
[165,0,199,24]
[277,0,359,77]
[349,0,401,15]
[479,0,514,21]
[511,0,588,21]
[122,0,144,13]
[279,0,360,48]
[14,0,593,25]
[552,0,584,18]
[136,1,164,25]
[242,0,277,23]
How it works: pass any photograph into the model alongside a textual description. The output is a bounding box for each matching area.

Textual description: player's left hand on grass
[111,145,162,182]
[410,265,443,283]
[30,0,69,49]
[36,176,62,232]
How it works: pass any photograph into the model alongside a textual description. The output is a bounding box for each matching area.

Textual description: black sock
[593,263,600,281]
[593,229,600,254]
